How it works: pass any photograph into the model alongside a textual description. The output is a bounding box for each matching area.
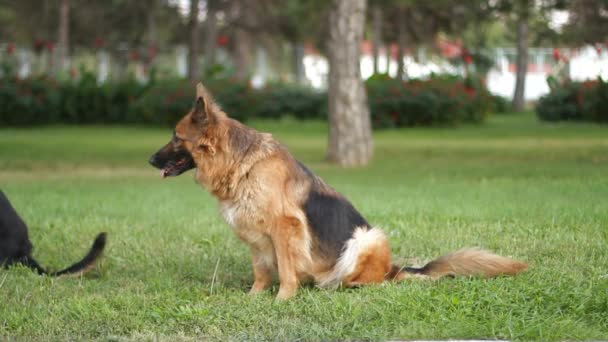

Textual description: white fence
[304,47,608,100]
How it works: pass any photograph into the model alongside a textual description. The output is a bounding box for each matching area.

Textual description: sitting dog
[149,83,527,299]
[0,190,106,276]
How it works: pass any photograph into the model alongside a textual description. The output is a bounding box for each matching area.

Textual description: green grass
[1,112,607,341]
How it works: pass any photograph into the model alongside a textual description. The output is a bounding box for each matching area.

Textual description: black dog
[0,190,107,276]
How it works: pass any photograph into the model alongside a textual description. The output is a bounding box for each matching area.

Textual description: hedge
[366,74,492,128]
[536,78,608,123]
[1,68,495,128]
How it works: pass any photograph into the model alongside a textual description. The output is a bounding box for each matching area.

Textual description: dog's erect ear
[192,82,219,125]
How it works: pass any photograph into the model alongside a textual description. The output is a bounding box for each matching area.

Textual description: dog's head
[149,83,228,178]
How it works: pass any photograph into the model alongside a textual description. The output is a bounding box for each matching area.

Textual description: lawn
[0,113,607,341]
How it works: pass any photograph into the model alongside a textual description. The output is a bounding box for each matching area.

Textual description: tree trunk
[204,0,218,67]
[512,1,529,112]
[147,0,157,46]
[233,0,253,80]
[234,28,253,79]
[146,0,158,74]
[397,10,407,81]
[57,0,69,73]
[292,41,305,84]
[188,0,201,82]
[372,6,382,74]
[327,0,372,167]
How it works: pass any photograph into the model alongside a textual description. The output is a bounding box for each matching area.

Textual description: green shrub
[129,79,326,124]
[0,76,61,125]
[254,83,327,120]
[129,80,205,125]
[579,79,608,123]
[1,66,493,128]
[366,74,490,128]
[61,72,149,124]
[536,82,581,121]
[536,78,608,123]
[0,68,149,126]
[489,94,510,114]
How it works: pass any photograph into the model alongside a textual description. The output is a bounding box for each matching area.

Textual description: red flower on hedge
[148,45,158,59]
[217,35,229,47]
[130,50,139,61]
[464,54,473,65]
[46,42,55,52]
[34,38,45,53]
[6,43,15,55]
[390,111,399,123]
[582,80,597,89]
[575,91,584,106]
[464,86,476,98]
[94,37,105,49]
[552,48,560,62]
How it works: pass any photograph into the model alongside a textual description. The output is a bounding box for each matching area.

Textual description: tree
[327,0,372,167]
[562,0,608,46]
[512,0,530,112]
[382,0,451,80]
[260,0,329,83]
[381,1,413,80]
[371,5,383,74]
[232,0,254,79]
[56,0,69,73]
[188,0,201,82]
[203,0,219,67]
[219,0,328,82]
[493,0,562,111]
[394,4,408,80]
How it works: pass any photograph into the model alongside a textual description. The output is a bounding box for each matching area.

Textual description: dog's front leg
[248,247,274,295]
[270,221,300,300]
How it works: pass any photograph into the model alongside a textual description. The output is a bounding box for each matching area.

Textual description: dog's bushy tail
[49,232,107,276]
[388,248,527,281]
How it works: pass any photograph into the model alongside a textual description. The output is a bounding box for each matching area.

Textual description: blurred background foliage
[0,0,607,126]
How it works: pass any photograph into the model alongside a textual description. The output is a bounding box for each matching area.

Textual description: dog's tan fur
[154,83,527,299]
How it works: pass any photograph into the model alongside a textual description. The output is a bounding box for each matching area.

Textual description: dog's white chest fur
[220,201,239,228]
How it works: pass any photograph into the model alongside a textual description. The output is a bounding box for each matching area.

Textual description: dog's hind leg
[338,228,392,287]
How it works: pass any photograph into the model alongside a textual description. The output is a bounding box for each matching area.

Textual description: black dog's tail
[51,232,107,276]
[20,233,107,276]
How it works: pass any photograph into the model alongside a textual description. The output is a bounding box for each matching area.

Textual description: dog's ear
[192,82,219,125]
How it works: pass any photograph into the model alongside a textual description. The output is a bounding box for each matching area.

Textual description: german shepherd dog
[149,83,527,299]
[0,190,106,276]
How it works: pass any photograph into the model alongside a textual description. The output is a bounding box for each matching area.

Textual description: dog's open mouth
[161,158,194,178]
